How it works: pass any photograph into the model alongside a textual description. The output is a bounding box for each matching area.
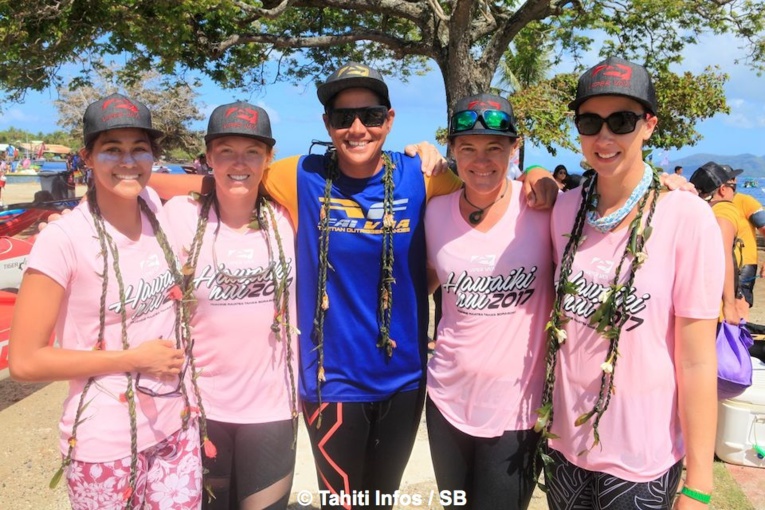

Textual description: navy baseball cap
[317,62,391,109]
[569,57,657,114]
[204,101,275,147]
[83,93,163,145]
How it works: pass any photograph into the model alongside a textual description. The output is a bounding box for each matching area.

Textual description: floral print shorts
[66,421,202,510]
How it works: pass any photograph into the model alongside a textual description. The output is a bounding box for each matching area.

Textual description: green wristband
[681,486,711,504]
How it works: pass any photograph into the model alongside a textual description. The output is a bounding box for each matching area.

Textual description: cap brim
[731,169,744,177]
[317,77,390,107]
[84,126,164,146]
[568,93,655,114]
[204,132,276,147]
[448,128,518,139]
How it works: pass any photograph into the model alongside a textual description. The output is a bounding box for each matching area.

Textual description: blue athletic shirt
[263,151,461,402]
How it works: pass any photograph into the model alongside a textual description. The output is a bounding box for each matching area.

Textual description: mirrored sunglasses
[574,111,648,136]
[450,109,515,134]
[327,106,389,129]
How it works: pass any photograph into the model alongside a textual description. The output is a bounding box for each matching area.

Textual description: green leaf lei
[312,150,397,427]
[52,187,197,510]
[533,164,662,489]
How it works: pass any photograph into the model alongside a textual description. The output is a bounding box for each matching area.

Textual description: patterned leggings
[545,448,683,510]
[66,422,202,510]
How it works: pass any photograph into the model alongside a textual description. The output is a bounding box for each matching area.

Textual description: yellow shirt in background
[732,193,763,266]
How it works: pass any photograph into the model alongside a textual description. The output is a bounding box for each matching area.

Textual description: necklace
[585,163,652,233]
[462,181,508,224]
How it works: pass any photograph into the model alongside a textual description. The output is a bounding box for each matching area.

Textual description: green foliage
[0,0,761,154]
[54,63,205,155]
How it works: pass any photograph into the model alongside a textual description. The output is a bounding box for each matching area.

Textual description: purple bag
[717,321,754,401]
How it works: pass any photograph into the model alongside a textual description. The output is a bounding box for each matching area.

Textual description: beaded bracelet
[681,485,711,504]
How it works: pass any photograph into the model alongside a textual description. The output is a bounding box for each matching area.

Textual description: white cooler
[715,356,765,467]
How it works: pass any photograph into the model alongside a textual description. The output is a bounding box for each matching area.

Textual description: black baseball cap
[83,93,163,145]
[720,164,744,179]
[448,93,518,139]
[317,62,391,109]
[568,56,657,114]
[689,161,740,195]
[204,101,275,147]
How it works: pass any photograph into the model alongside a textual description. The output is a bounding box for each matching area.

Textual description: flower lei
[183,190,299,444]
[533,163,661,487]
[51,186,199,510]
[312,149,397,426]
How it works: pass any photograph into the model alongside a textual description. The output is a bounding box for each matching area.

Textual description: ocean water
[37,161,187,175]
[739,179,765,205]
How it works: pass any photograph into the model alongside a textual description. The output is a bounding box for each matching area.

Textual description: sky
[1,33,763,173]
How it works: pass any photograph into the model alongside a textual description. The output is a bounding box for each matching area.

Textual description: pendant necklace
[462,181,508,225]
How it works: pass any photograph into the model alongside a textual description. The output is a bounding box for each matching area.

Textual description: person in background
[194,153,212,175]
[674,165,683,175]
[726,166,765,307]
[163,101,299,510]
[690,161,750,323]
[539,56,722,510]
[553,164,568,189]
[425,92,551,509]
[563,173,582,190]
[9,93,203,509]
[0,157,6,206]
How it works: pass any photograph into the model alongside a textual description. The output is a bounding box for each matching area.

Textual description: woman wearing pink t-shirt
[538,58,723,509]
[9,94,203,509]
[163,101,298,510]
[425,92,553,509]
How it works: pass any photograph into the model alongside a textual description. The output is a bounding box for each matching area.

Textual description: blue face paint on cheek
[95,153,121,164]
[133,153,154,163]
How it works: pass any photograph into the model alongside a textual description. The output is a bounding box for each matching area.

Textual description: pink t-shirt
[28,188,187,462]
[163,196,298,423]
[426,181,553,437]
[549,189,724,481]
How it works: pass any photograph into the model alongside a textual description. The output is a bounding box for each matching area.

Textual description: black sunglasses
[327,106,389,129]
[450,109,515,134]
[135,359,188,398]
[723,182,737,192]
[574,111,648,136]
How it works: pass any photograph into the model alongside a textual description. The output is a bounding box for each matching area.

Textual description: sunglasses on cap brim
[327,106,389,129]
[450,109,516,134]
[574,111,649,136]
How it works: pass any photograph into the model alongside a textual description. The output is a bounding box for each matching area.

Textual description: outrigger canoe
[0,198,81,238]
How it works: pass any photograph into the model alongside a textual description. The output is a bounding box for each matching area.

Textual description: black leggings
[302,387,426,510]
[425,397,541,510]
[203,419,296,510]
[545,448,683,510]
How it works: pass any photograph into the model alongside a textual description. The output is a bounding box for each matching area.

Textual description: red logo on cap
[101,97,139,122]
[224,107,259,126]
[592,64,632,81]
[466,100,502,110]
[102,97,139,114]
